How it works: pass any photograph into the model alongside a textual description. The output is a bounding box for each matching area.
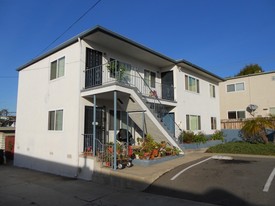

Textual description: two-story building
[219,71,275,122]
[14,26,223,179]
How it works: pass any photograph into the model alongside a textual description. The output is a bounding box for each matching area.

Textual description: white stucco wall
[174,66,221,134]
[15,42,82,177]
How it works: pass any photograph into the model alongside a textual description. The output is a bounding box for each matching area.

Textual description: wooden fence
[221,118,275,130]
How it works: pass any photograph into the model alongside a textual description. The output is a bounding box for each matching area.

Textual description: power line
[37,0,102,57]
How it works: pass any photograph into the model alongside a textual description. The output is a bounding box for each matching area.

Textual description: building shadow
[0,153,266,206]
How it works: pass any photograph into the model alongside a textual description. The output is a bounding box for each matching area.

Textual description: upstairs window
[50,57,65,80]
[48,110,63,131]
[144,70,156,88]
[210,84,216,98]
[186,115,201,130]
[227,82,244,92]
[185,75,200,93]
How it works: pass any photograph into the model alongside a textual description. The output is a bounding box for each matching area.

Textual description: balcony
[84,60,175,102]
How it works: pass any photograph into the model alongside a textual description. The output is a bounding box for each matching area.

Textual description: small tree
[236,64,263,76]
[240,117,275,144]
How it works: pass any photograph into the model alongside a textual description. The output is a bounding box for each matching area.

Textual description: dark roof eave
[177,59,224,82]
[17,25,176,71]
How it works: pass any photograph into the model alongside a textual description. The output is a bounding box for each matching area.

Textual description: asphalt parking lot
[145,155,275,206]
[0,163,218,206]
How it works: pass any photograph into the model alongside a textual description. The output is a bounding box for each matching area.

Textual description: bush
[178,131,207,144]
[210,130,225,141]
[206,142,275,156]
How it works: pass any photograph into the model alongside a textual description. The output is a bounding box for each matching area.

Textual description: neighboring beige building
[219,71,275,120]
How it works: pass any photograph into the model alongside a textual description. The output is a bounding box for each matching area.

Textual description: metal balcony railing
[84,60,182,140]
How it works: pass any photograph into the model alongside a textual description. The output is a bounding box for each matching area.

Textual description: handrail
[135,68,182,140]
[83,134,114,168]
[84,60,182,140]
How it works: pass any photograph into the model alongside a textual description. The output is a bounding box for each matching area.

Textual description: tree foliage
[236,64,264,76]
[240,117,275,144]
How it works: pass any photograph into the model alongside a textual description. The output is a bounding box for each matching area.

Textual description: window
[48,110,63,130]
[50,57,65,80]
[210,84,215,98]
[109,110,120,130]
[144,70,156,88]
[228,111,245,119]
[270,107,275,116]
[227,82,244,92]
[185,75,199,93]
[211,117,217,130]
[186,115,201,130]
[109,110,133,130]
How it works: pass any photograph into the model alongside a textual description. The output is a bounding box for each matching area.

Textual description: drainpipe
[75,37,82,178]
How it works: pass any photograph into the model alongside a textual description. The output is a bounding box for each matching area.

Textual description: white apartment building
[14,26,223,179]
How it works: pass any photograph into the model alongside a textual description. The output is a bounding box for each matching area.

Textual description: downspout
[75,37,82,177]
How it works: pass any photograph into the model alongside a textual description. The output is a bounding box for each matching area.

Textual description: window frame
[210,84,216,98]
[270,107,275,116]
[186,114,201,131]
[226,82,245,92]
[227,110,246,119]
[109,110,133,130]
[211,117,217,130]
[48,109,63,131]
[185,75,200,93]
[144,69,156,88]
[50,56,65,80]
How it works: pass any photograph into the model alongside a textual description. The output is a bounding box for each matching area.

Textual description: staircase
[84,60,183,149]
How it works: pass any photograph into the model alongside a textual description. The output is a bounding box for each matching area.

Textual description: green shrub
[178,131,207,144]
[206,142,275,156]
[210,130,225,141]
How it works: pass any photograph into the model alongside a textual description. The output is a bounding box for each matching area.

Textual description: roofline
[17,25,224,82]
[177,59,224,82]
[224,70,275,80]
[17,25,175,71]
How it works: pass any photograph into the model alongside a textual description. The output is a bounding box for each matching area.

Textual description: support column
[126,113,129,156]
[93,95,96,156]
[113,91,117,170]
[142,112,145,140]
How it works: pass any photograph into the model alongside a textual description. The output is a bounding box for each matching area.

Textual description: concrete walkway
[0,151,218,206]
[93,150,212,190]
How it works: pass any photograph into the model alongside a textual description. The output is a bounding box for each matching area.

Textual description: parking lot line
[170,157,212,181]
[263,167,275,192]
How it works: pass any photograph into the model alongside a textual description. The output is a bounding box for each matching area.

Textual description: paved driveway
[0,164,217,206]
[145,155,275,206]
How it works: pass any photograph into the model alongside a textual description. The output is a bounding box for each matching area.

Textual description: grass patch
[206,142,275,156]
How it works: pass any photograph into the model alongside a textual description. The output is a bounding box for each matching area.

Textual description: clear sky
[1,0,275,113]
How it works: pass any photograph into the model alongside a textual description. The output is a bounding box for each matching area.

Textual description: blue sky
[1,0,275,113]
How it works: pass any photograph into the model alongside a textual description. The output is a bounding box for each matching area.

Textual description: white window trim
[144,69,156,88]
[48,108,64,131]
[226,82,245,93]
[270,107,275,115]
[211,117,217,130]
[210,84,216,98]
[186,114,201,131]
[227,110,246,119]
[50,56,66,81]
[185,74,200,93]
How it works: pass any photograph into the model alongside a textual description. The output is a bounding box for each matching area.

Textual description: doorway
[161,71,174,100]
